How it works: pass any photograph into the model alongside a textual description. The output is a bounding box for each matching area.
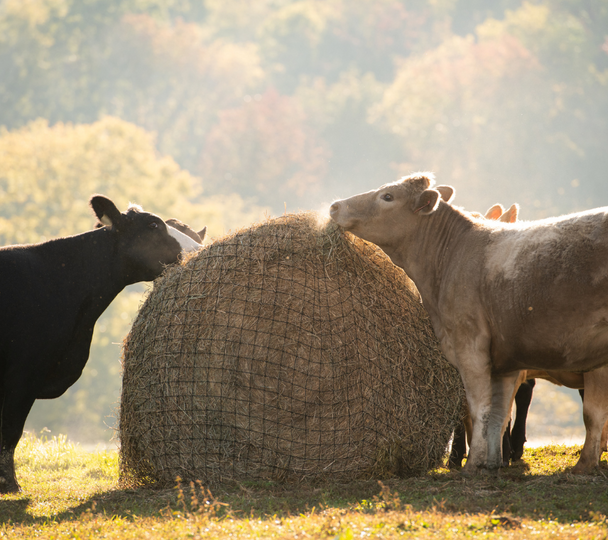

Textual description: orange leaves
[117,14,263,94]
[200,88,330,202]
[378,34,540,130]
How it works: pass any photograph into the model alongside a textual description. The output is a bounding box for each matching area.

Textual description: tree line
[1,0,605,441]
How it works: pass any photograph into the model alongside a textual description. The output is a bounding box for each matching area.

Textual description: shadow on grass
[3,458,608,528]
[0,498,30,525]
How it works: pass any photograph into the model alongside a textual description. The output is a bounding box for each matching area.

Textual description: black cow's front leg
[0,444,19,494]
[0,386,38,493]
[510,379,535,461]
[449,421,467,468]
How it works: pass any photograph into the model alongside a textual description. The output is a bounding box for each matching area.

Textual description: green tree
[0,0,197,129]
[0,1,266,175]
[295,70,403,199]
[199,88,330,211]
[100,14,265,173]
[1,117,184,242]
[475,1,608,213]
[372,2,608,218]
[257,0,436,91]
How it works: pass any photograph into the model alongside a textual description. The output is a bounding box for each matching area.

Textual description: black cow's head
[90,195,201,283]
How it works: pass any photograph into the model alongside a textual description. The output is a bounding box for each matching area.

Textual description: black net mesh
[119,213,464,487]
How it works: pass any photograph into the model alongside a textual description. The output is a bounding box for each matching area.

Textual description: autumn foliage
[1,0,607,442]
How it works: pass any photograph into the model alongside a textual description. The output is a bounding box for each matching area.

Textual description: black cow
[0,195,202,493]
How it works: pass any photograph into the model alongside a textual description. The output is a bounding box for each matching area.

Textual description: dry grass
[3,436,608,540]
[120,213,464,488]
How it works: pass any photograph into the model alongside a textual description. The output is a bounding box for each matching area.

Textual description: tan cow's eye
[381,193,393,202]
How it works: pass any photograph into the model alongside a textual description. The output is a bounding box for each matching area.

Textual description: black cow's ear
[90,195,122,229]
[436,185,455,204]
[413,189,440,215]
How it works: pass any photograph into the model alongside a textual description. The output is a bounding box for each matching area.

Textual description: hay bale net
[119,212,464,488]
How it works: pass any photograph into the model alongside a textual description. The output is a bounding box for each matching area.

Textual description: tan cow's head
[329,173,454,254]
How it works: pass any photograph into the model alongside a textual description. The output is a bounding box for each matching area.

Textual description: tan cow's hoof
[570,464,596,475]
[460,464,500,477]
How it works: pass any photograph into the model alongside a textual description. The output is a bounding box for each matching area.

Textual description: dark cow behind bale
[119,212,464,488]
[0,195,202,493]
[165,218,207,245]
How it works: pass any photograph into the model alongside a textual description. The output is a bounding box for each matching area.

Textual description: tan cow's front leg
[572,366,608,474]
[487,372,521,469]
[460,368,520,475]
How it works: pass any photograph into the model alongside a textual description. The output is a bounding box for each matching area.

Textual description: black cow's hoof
[0,476,21,494]
[511,448,524,461]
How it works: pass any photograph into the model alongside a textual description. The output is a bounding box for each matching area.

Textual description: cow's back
[0,247,46,335]
[482,208,608,372]
[0,241,86,324]
[0,234,117,382]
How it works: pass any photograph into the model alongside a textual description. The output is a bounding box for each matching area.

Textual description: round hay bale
[119,213,464,488]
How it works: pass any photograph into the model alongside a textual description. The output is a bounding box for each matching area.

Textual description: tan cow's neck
[390,202,480,295]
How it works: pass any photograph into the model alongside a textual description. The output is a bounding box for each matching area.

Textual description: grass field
[1,433,607,539]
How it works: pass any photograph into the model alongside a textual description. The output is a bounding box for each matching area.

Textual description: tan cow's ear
[484,203,504,221]
[413,189,440,215]
[500,203,519,223]
[436,185,455,204]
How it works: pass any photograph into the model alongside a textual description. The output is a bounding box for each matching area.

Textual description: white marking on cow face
[128,202,144,212]
[167,225,201,252]
[100,214,113,227]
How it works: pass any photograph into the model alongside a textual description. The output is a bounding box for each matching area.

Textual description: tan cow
[454,204,608,471]
[330,172,608,475]
[524,369,608,473]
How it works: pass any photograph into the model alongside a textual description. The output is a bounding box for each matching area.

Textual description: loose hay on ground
[119,213,464,488]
